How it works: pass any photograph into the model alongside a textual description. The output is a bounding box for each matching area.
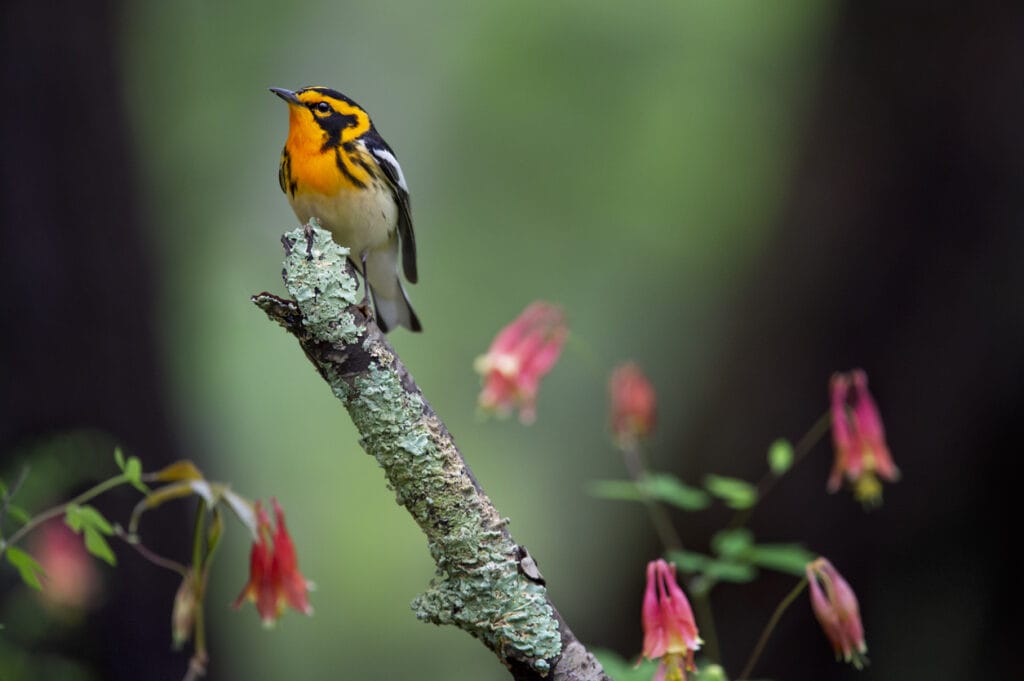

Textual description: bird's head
[270,86,372,150]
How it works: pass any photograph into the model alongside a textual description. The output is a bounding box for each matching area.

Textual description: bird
[270,86,421,332]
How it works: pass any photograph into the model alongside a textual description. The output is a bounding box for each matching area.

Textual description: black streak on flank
[278,149,298,197]
[334,148,367,189]
[353,153,379,181]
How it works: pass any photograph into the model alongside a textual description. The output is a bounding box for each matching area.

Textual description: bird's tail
[363,245,421,333]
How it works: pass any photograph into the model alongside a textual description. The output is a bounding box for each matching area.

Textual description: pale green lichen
[281,220,361,345]
[277,224,562,671]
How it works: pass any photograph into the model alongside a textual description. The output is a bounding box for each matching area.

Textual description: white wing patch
[370,146,408,192]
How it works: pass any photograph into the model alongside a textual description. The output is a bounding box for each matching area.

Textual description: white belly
[290,183,397,262]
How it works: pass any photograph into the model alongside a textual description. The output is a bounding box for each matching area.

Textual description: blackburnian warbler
[270,86,421,332]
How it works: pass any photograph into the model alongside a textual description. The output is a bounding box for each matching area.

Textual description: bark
[254,223,610,681]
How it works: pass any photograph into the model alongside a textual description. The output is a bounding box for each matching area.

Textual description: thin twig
[727,411,832,531]
[2,473,129,556]
[621,440,723,661]
[620,441,684,553]
[736,577,808,680]
[114,525,189,576]
[190,500,209,669]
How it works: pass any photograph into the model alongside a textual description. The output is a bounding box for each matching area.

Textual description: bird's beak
[269,87,302,106]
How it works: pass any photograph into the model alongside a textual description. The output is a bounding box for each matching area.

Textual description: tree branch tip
[252,292,303,330]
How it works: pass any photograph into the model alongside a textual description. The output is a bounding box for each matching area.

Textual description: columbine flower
[268,498,313,618]
[828,369,900,505]
[474,301,568,424]
[806,557,867,669]
[609,362,657,447]
[233,499,313,626]
[30,519,101,612]
[641,559,702,681]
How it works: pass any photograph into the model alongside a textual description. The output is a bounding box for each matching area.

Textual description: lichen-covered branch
[253,223,610,681]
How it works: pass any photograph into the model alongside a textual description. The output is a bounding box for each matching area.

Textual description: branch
[253,223,610,681]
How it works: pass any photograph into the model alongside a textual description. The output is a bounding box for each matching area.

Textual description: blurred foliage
[588,473,711,511]
[107,1,839,679]
[0,431,120,681]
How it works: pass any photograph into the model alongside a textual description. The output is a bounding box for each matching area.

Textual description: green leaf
[5,547,46,590]
[702,558,757,583]
[64,504,117,566]
[5,503,31,526]
[586,479,646,501]
[64,505,84,532]
[83,526,117,565]
[123,456,148,493]
[592,648,658,681]
[693,664,730,681]
[114,447,126,471]
[669,548,756,583]
[80,505,114,535]
[65,504,113,536]
[711,528,754,559]
[586,474,711,511]
[643,473,712,511]
[703,474,758,510]
[669,549,712,574]
[747,543,815,577]
[768,438,794,475]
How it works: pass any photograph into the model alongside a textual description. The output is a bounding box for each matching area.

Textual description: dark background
[2,2,1017,679]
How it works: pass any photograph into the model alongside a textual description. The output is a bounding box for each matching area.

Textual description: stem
[190,500,208,667]
[728,411,832,530]
[1,473,130,555]
[620,441,725,661]
[736,577,808,680]
[620,441,684,552]
[764,410,832,497]
[114,525,189,576]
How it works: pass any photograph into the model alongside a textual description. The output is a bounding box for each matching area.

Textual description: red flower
[806,557,867,668]
[640,559,701,681]
[233,499,313,626]
[474,302,568,424]
[609,362,657,447]
[828,369,900,505]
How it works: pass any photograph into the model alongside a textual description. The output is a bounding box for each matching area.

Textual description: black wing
[368,138,417,283]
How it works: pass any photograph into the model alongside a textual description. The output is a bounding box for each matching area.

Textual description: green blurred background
[2,1,1019,680]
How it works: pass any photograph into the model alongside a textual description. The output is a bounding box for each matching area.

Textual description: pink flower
[30,520,101,612]
[640,559,702,681]
[609,362,657,447]
[828,369,900,505]
[233,499,313,626]
[806,557,868,669]
[474,302,568,424]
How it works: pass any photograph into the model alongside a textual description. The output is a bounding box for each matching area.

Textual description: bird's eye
[314,102,331,114]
